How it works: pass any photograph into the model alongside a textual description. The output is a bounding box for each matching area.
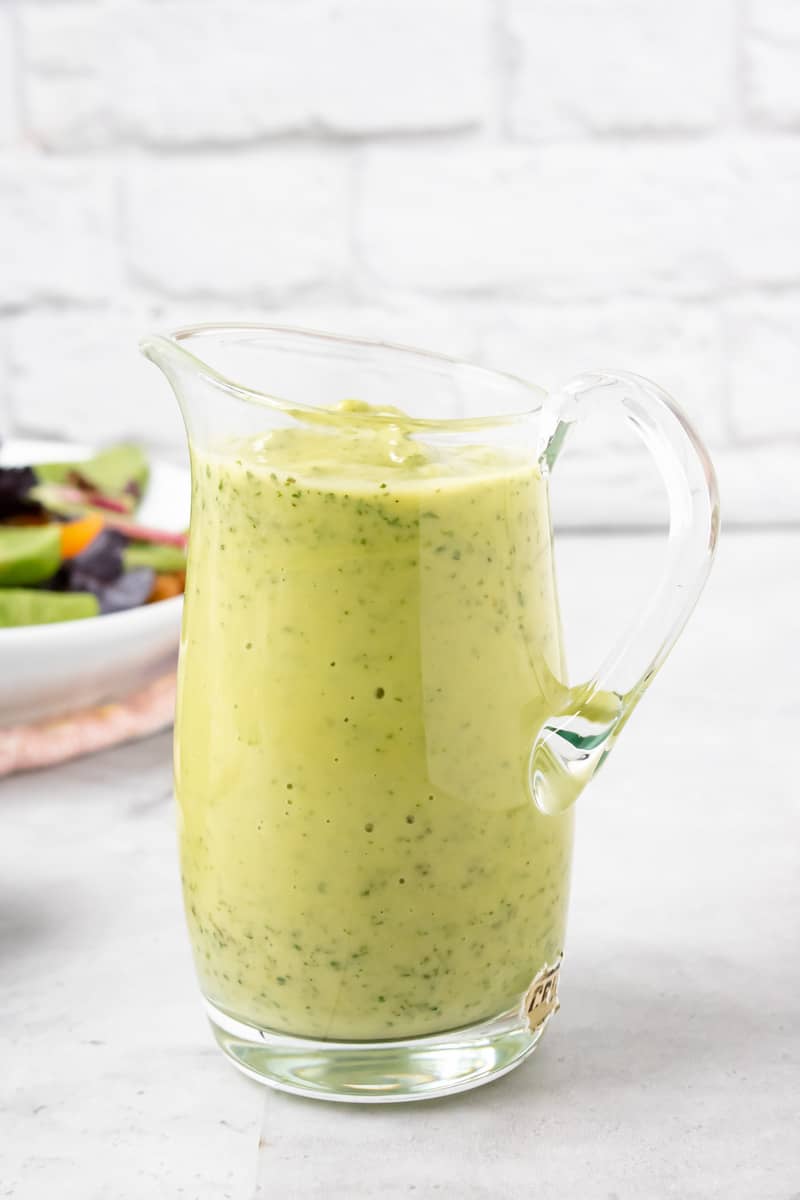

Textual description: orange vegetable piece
[148,571,186,603]
[60,514,105,559]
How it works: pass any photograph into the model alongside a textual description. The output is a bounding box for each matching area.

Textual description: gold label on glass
[522,955,562,1031]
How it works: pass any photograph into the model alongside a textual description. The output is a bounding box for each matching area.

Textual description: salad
[0,443,187,628]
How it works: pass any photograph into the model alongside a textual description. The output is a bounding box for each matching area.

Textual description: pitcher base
[206,1001,549,1103]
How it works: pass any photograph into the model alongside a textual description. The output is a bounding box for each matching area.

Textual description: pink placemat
[0,672,176,778]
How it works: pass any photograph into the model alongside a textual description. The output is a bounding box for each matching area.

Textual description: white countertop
[3,532,798,1200]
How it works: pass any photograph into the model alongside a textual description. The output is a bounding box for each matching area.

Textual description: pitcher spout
[140,332,187,383]
[139,330,242,447]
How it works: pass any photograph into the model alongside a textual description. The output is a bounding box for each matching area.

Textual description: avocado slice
[0,526,62,586]
[123,542,186,573]
[0,589,100,627]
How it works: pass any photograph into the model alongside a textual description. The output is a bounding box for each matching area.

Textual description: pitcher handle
[531,369,720,814]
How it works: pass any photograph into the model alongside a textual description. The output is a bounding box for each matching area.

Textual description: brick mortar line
[5,129,800,166]
[4,283,800,317]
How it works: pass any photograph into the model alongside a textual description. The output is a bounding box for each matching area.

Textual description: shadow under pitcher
[141,325,719,1103]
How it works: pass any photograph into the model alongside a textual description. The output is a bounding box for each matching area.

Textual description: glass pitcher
[141,324,719,1103]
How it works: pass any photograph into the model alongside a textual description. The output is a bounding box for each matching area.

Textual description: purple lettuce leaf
[47,530,156,614]
[48,529,126,594]
[0,466,42,519]
[92,567,155,614]
[67,528,128,584]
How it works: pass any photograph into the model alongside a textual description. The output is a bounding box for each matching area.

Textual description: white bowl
[0,438,189,728]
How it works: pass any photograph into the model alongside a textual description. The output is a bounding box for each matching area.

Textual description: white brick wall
[9,309,186,448]
[478,302,727,443]
[124,154,350,299]
[0,162,119,306]
[728,140,800,286]
[509,0,736,138]
[0,7,19,148]
[360,144,730,296]
[1,0,799,526]
[22,0,490,149]
[746,0,800,127]
[728,296,800,437]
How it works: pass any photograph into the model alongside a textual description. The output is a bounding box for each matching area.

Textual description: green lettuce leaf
[78,443,149,498]
[34,443,149,506]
